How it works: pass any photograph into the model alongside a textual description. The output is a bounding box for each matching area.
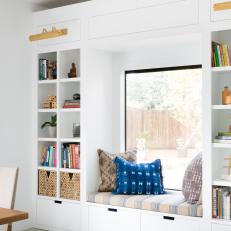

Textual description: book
[212,41,231,67]
[218,132,231,136]
[215,136,231,140]
[61,143,80,169]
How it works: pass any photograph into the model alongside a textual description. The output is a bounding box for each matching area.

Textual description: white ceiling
[27,0,89,9]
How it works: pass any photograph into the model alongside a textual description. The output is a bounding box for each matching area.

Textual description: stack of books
[41,144,57,167]
[63,100,80,108]
[39,59,57,80]
[212,186,231,220]
[214,132,231,144]
[61,143,80,169]
[212,41,231,67]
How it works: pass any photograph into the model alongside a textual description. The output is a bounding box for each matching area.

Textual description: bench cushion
[88,191,202,217]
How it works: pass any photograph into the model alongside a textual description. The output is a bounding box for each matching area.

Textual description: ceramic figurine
[68,63,77,78]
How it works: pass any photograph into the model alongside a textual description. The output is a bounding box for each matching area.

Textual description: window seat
[88,191,202,217]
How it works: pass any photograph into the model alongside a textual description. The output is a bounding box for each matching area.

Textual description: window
[125,65,202,190]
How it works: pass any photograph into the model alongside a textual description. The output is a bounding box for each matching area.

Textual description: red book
[63,105,80,108]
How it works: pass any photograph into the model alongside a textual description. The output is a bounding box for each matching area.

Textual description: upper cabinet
[88,0,199,39]
[34,19,81,46]
[211,0,231,21]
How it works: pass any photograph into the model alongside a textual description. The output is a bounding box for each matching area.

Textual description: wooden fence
[126,109,189,149]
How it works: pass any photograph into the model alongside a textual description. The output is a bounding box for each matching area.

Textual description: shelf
[212,219,231,225]
[60,138,81,143]
[60,78,80,83]
[60,108,80,112]
[213,143,231,148]
[60,168,81,173]
[38,138,57,142]
[213,179,231,187]
[212,66,231,72]
[38,166,57,171]
[38,109,57,113]
[212,105,231,110]
[38,79,57,84]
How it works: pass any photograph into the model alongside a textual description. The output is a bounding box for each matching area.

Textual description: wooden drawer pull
[108,208,117,212]
[163,216,175,220]
[214,1,231,11]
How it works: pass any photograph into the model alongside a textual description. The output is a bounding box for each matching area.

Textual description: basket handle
[46,171,51,178]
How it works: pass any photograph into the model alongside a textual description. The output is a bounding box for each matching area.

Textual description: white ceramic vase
[47,126,57,138]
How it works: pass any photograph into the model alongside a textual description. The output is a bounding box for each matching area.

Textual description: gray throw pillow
[98,149,137,192]
[182,153,202,204]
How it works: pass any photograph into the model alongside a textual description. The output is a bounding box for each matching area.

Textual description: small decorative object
[73,93,80,100]
[221,155,231,181]
[41,114,57,138]
[222,86,231,104]
[73,123,80,138]
[42,95,57,109]
[68,63,77,78]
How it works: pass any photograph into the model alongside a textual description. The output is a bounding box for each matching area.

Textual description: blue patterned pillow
[114,156,165,195]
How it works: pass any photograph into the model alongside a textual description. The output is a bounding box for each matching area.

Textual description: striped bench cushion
[88,191,202,217]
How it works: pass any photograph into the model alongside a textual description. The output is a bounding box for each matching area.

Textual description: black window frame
[124,64,202,151]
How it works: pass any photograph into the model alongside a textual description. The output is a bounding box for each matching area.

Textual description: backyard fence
[126,108,190,149]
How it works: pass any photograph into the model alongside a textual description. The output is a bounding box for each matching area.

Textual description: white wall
[111,34,202,151]
[0,0,35,230]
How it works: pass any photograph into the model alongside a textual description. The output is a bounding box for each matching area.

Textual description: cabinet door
[211,0,231,21]
[88,0,198,39]
[35,19,81,46]
[212,224,231,231]
[141,213,200,231]
[88,205,140,231]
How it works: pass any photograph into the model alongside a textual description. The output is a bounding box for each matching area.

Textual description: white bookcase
[211,29,231,226]
[35,48,82,230]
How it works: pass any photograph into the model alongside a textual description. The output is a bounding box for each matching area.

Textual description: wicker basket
[60,172,80,201]
[38,170,57,197]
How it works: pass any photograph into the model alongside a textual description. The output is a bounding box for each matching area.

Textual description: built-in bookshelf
[211,29,231,223]
[37,49,81,202]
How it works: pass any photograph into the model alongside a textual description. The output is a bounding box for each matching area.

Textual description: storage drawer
[36,198,81,230]
[88,0,198,39]
[141,213,200,231]
[88,205,140,231]
[211,0,231,21]
[212,223,231,231]
[35,19,81,46]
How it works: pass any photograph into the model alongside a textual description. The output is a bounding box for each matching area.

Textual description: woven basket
[60,172,80,201]
[38,170,57,197]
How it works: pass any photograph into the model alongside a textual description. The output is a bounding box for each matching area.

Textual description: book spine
[49,146,53,167]
[213,188,217,218]
[77,144,80,169]
[46,148,49,167]
[54,144,57,167]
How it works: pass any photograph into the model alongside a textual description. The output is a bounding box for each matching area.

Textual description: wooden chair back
[0,168,19,231]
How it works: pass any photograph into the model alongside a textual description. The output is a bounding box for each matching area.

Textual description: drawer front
[88,205,140,231]
[211,0,231,21]
[35,19,81,46]
[141,213,200,231]
[212,224,231,231]
[36,198,81,231]
[88,0,198,39]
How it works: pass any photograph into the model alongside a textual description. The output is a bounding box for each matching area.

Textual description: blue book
[45,148,50,167]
